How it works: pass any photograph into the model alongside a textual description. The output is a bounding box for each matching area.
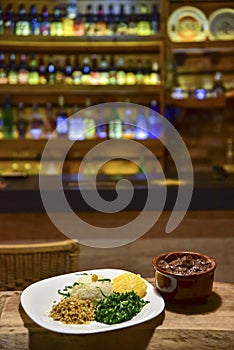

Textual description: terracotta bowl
[152,251,216,303]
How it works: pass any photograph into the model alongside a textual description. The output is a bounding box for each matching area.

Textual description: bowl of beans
[152,251,216,303]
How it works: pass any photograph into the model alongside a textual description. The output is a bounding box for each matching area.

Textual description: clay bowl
[152,251,216,303]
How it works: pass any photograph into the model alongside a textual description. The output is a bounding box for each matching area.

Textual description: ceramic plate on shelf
[208,8,234,41]
[21,268,165,334]
[167,6,209,42]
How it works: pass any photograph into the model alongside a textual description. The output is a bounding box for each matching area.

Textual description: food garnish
[113,272,147,297]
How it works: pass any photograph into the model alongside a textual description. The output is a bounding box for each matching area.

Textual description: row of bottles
[0,96,162,141]
[0,52,161,86]
[0,2,159,37]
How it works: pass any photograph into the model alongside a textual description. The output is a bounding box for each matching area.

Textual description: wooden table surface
[0,280,234,350]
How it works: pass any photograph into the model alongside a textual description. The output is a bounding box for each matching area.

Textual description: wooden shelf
[166,95,229,108]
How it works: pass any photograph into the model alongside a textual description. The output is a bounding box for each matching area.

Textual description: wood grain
[0,281,233,350]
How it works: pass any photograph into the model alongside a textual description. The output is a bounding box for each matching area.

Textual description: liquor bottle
[15,102,28,138]
[68,104,85,140]
[128,5,137,35]
[116,57,126,85]
[151,4,159,34]
[123,101,134,139]
[90,55,100,85]
[116,4,128,35]
[72,55,82,85]
[106,4,116,35]
[143,60,151,85]
[212,72,226,96]
[83,98,96,139]
[8,53,19,85]
[2,95,14,139]
[134,108,148,139]
[0,52,8,84]
[50,7,63,36]
[56,96,69,137]
[74,11,85,36]
[28,53,39,85]
[47,55,56,85]
[85,4,95,36]
[18,53,29,84]
[4,4,15,34]
[137,4,151,36]
[81,56,91,84]
[125,59,136,85]
[15,3,31,36]
[96,102,108,138]
[29,104,44,139]
[99,55,109,85]
[108,108,122,139]
[148,100,162,139]
[64,55,73,84]
[0,4,4,34]
[38,56,47,84]
[109,55,117,85]
[150,61,160,85]
[67,0,77,20]
[96,4,106,35]
[40,6,50,36]
[55,57,65,84]
[135,59,144,85]
[63,8,74,36]
[30,4,40,35]
[44,102,56,138]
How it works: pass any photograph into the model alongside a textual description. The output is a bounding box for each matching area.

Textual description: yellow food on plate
[113,272,147,298]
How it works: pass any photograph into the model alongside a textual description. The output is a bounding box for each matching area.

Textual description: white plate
[21,268,165,334]
[167,6,208,42]
[208,8,234,41]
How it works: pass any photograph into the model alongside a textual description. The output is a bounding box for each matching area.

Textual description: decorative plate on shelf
[20,268,165,334]
[208,8,234,41]
[167,6,209,42]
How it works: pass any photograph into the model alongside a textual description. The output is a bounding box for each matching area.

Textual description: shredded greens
[95,291,149,324]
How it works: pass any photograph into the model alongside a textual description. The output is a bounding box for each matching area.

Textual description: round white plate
[21,268,165,334]
[167,6,209,42]
[208,8,234,41]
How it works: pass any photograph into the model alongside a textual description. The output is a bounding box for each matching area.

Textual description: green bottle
[108,108,122,139]
[3,95,14,139]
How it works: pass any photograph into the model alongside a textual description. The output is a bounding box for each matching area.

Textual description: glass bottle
[0,52,8,84]
[55,57,65,84]
[116,57,126,85]
[56,96,69,137]
[85,4,95,36]
[81,56,91,85]
[28,53,39,85]
[96,4,106,35]
[125,59,136,85]
[40,6,50,36]
[4,4,15,34]
[83,98,96,139]
[109,55,117,85]
[0,4,4,34]
[148,100,162,139]
[96,103,108,138]
[99,55,109,85]
[29,103,44,139]
[108,108,122,139]
[15,102,28,138]
[50,7,63,36]
[8,53,19,85]
[116,4,128,35]
[18,53,29,84]
[68,104,85,140]
[15,3,31,36]
[137,4,151,36]
[143,60,152,85]
[44,102,56,138]
[67,0,77,20]
[38,56,47,84]
[47,55,56,85]
[123,101,134,139]
[30,4,40,35]
[72,55,82,85]
[64,55,73,84]
[90,55,100,85]
[128,5,137,35]
[212,72,226,96]
[3,95,14,139]
[150,61,160,85]
[151,4,159,34]
[135,59,144,85]
[106,4,116,36]
[134,108,148,139]
[74,11,85,36]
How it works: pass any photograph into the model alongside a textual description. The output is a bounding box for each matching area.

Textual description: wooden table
[0,280,233,350]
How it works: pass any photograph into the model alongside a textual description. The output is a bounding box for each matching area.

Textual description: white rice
[70,274,113,303]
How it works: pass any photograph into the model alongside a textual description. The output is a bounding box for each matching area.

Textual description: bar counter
[0,171,234,212]
[0,279,233,350]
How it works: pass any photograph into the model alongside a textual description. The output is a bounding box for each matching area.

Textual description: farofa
[49,297,95,324]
